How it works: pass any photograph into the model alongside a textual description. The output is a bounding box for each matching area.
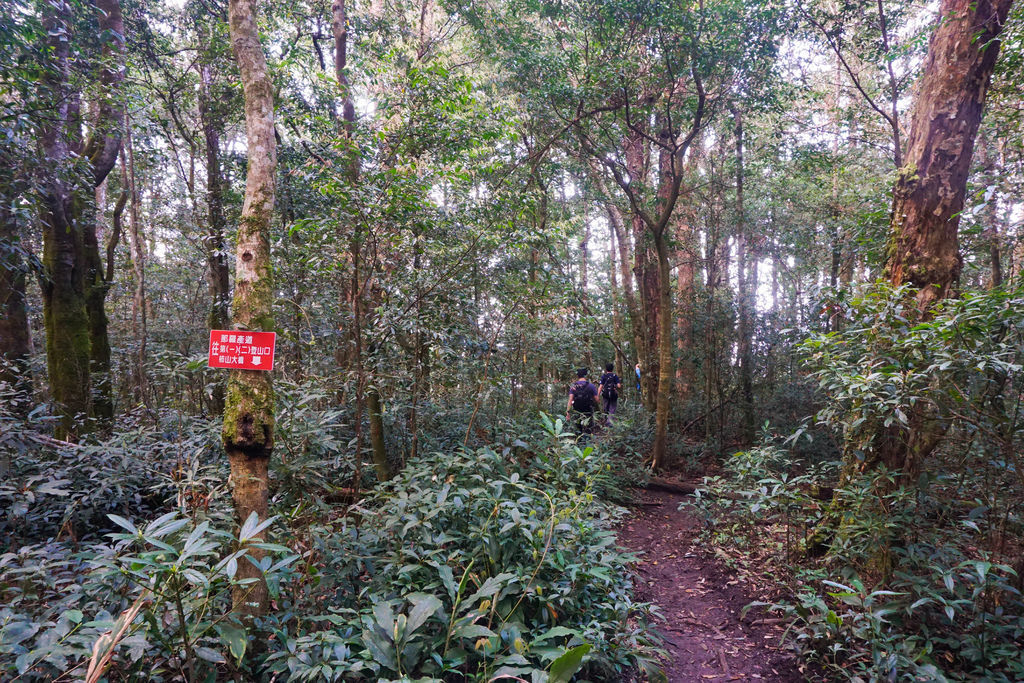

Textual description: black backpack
[601,373,620,401]
[571,380,597,412]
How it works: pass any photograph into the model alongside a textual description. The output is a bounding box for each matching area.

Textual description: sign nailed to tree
[208,330,276,371]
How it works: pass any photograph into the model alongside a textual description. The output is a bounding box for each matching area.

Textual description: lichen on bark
[224,0,277,619]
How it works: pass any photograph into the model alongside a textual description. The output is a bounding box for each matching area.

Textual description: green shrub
[1,413,660,681]
[266,413,661,681]
[690,284,1024,682]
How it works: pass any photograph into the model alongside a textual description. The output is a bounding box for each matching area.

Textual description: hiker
[566,367,599,435]
[634,363,642,393]
[598,363,622,424]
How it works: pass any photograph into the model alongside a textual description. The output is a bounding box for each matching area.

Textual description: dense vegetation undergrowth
[690,285,1024,682]
[0,399,660,681]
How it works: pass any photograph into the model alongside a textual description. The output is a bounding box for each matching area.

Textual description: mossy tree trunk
[39,0,125,438]
[0,201,31,401]
[651,229,673,469]
[82,0,127,431]
[39,6,90,440]
[225,0,277,618]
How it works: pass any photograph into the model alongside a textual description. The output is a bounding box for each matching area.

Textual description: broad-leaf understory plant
[1,412,661,681]
[689,284,1024,682]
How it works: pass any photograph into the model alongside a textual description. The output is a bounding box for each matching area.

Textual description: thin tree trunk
[977,133,1003,288]
[224,0,277,617]
[732,105,754,443]
[199,59,231,413]
[333,0,390,481]
[124,129,148,404]
[590,164,642,377]
[625,131,657,410]
[608,220,626,376]
[0,201,31,400]
[581,202,591,368]
[876,0,903,167]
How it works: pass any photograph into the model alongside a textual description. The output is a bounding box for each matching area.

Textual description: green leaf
[372,601,396,639]
[216,622,247,663]
[548,643,591,683]
[362,629,398,671]
[437,565,457,601]
[531,626,582,645]
[455,623,496,639]
[107,514,137,534]
[194,646,226,663]
[1,621,39,646]
[406,593,443,633]
[239,512,277,542]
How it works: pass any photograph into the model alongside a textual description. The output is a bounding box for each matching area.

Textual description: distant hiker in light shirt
[566,367,599,435]
[635,363,642,393]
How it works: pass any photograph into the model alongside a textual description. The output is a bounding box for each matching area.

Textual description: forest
[0,0,1022,679]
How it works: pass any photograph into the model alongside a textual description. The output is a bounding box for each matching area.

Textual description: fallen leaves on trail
[617,490,802,682]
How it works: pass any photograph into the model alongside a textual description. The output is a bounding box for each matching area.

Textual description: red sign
[208,330,276,371]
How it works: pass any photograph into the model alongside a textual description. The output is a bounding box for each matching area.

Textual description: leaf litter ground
[618,490,806,682]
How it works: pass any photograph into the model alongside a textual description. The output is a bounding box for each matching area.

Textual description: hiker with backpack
[598,363,622,424]
[566,367,599,435]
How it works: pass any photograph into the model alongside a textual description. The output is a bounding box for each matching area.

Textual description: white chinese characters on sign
[208,330,277,371]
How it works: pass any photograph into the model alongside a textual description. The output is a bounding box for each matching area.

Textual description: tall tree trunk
[333,0,390,481]
[703,190,723,445]
[977,133,1003,288]
[200,60,231,413]
[650,230,673,469]
[40,5,91,439]
[590,164,642,378]
[0,202,31,400]
[624,131,657,410]
[332,0,357,376]
[608,219,626,376]
[733,105,754,443]
[886,0,1014,312]
[810,0,1016,560]
[648,121,682,469]
[224,0,277,617]
[82,0,127,431]
[124,129,148,404]
[580,204,592,368]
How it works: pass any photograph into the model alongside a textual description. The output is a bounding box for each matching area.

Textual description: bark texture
[83,0,127,429]
[0,202,31,397]
[886,0,1014,311]
[624,131,656,410]
[39,5,91,439]
[225,0,277,617]
[38,0,126,437]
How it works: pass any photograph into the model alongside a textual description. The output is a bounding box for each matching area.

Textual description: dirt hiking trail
[618,490,805,682]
